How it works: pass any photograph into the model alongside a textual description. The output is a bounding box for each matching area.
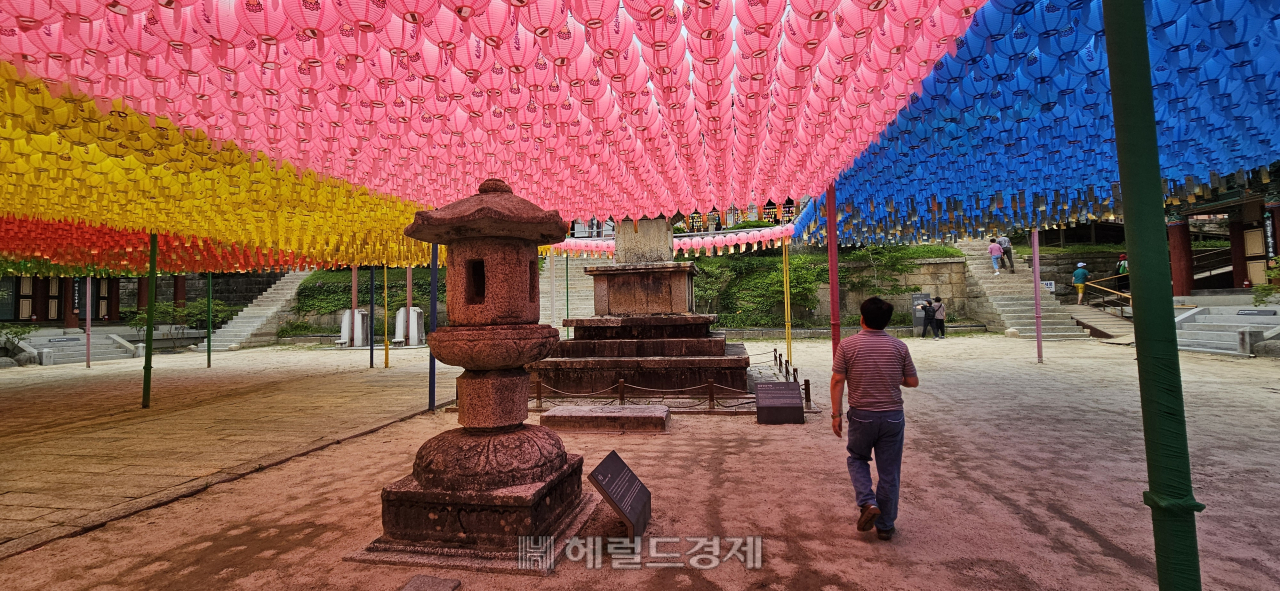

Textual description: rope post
[706,379,716,410]
[535,379,543,409]
[618,379,626,405]
[803,379,812,410]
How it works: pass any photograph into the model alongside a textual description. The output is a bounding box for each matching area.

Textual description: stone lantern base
[348,423,599,575]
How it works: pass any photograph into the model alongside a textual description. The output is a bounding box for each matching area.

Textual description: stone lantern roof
[403,179,569,245]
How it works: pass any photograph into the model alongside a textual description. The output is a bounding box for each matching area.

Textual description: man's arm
[902,376,919,388]
[830,372,845,437]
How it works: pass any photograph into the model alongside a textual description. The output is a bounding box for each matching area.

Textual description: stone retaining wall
[815,258,970,319]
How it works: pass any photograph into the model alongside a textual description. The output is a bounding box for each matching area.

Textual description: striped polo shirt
[832,329,918,412]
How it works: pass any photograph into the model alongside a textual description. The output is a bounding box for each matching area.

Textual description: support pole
[783,233,792,364]
[406,265,413,341]
[383,265,389,368]
[207,272,212,368]
[350,265,358,348]
[142,233,157,409]
[1102,1,1204,587]
[1032,229,1044,364]
[429,243,438,411]
[85,276,91,369]
[369,265,375,369]
[826,182,840,355]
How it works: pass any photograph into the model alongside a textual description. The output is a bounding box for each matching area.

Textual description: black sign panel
[47,337,80,343]
[1237,309,1277,316]
[755,381,804,424]
[587,451,650,538]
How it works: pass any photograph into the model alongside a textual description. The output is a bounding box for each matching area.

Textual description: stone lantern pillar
[357,179,597,572]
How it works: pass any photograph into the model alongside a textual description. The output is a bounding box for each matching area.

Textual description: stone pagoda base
[349,445,598,576]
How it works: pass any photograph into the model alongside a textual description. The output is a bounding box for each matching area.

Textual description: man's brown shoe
[876,527,895,541]
[857,504,880,532]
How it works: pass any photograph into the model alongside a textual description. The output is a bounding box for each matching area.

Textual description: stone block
[378,454,584,550]
[0,357,15,369]
[444,239,541,326]
[540,405,669,432]
[613,218,673,263]
[456,370,530,428]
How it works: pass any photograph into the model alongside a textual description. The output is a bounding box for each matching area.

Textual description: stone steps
[198,270,312,352]
[958,240,1089,338]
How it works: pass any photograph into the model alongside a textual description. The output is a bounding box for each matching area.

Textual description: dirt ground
[0,335,1277,590]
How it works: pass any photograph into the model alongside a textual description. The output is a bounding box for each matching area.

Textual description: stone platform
[539,405,670,432]
[530,343,750,392]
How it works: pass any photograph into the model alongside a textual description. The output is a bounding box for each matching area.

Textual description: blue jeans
[991,255,1001,271]
[845,408,905,531]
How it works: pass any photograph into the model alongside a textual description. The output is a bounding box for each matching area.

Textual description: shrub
[0,322,37,345]
[295,268,447,315]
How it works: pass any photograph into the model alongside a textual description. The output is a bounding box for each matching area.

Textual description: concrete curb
[0,398,456,562]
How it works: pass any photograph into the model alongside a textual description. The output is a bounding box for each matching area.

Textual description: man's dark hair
[860,297,894,330]
[933,296,941,303]
[989,238,996,243]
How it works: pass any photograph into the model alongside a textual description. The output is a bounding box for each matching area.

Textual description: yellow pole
[383,264,389,368]
[783,235,792,364]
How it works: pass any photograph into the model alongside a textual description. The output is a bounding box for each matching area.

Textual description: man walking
[831,297,919,541]
[996,235,1015,273]
[987,238,1004,275]
[1073,262,1091,305]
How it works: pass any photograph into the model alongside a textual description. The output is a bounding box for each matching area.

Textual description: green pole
[206,271,212,369]
[1102,1,1204,588]
[142,233,157,409]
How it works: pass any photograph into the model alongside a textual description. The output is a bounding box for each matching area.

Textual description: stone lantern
[358,179,597,571]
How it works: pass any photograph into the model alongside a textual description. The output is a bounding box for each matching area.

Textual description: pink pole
[351,265,358,348]
[406,266,413,342]
[1031,229,1044,363]
[85,277,91,369]
[826,183,840,356]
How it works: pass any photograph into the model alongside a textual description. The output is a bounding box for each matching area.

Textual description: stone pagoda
[529,218,750,393]
[354,179,596,573]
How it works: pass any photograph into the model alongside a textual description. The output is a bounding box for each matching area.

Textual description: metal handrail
[1084,274,1132,312]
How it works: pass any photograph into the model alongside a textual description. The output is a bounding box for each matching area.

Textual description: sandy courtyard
[0,335,1277,590]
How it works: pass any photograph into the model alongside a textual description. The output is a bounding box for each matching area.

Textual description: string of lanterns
[0,214,330,275]
[0,63,436,270]
[548,223,796,257]
[0,0,988,224]
[792,0,1280,246]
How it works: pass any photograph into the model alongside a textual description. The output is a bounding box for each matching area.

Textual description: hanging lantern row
[0,0,987,222]
[0,215,335,275]
[0,67,436,269]
[548,223,796,257]
[791,0,1280,245]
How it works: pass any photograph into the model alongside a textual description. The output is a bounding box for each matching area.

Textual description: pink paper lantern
[622,0,672,22]
[569,0,618,29]
[335,0,392,33]
[196,0,253,49]
[519,0,568,38]
[234,0,294,46]
[420,5,468,49]
[469,0,515,48]
[496,26,540,72]
[539,21,584,66]
[388,0,442,24]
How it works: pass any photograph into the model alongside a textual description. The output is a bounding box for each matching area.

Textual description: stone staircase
[957,241,1091,339]
[24,333,134,365]
[1175,306,1280,355]
[198,270,312,352]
